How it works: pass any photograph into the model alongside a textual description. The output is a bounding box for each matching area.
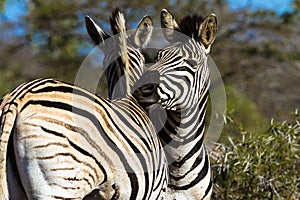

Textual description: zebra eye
[185,59,198,67]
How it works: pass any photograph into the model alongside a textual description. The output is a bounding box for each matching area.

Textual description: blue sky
[1,0,294,23]
[227,0,293,14]
[1,0,27,22]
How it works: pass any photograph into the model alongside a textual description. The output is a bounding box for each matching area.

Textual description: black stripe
[161,55,182,66]
[8,79,55,105]
[25,99,139,199]
[182,90,208,128]
[41,126,107,185]
[158,127,173,146]
[7,119,27,195]
[153,149,165,191]
[171,74,192,86]
[157,86,171,101]
[203,178,212,200]
[111,183,120,200]
[169,147,204,181]
[3,102,19,113]
[169,154,209,190]
[31,84,97,102]
[52,195,78,200]
[171,135,204,168]
[110,107,150,200]
[10,78,49,97]
[41,126,65,138]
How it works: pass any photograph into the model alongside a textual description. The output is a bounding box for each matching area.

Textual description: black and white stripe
[0,9,167,199]
[0,78,167,199]
[133,9,218,200]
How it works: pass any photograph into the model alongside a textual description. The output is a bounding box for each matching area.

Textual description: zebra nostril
[132,70,160,107]
[133,71,160,92]
[132,82,159,107]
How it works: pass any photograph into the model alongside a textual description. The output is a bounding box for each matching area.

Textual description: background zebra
[0,10,167,199]
[133,9,218,200]
[85,8,153,99]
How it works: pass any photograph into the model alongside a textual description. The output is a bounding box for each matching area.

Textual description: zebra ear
[199,14,217,53]
[160,9,181,43]
[85,15,110,45]
[131,16,153,48]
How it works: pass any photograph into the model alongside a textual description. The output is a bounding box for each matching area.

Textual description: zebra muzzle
[132,71,160,108]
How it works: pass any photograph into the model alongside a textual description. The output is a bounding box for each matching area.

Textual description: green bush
[217,85,268,143]
[211,111,300,199]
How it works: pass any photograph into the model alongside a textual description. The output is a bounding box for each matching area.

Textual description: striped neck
[156,89,212,198]
[159,90,208,169]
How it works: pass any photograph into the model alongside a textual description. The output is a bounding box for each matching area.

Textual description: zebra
[0,10,168,200]
[133,9,218,200]
[85,8,153,99]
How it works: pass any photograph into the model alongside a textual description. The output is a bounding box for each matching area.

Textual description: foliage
[211,111,300,199]
[0,0,4,11]
[225,85,267,130]
[0,65,26,97]
[282,0,300,23]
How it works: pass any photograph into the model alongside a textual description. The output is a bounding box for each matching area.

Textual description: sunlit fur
[0,79,168,199]
[0,10,166,199]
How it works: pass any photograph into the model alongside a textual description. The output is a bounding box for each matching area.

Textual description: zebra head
[85,8,153,98]
[133,9,217,112]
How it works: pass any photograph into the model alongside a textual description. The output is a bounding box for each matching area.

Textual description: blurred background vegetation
[0,0,299,198]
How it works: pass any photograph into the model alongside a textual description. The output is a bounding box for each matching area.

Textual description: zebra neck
[161,101,211,197]
[158,97,207,170]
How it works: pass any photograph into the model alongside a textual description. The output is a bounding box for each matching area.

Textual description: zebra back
[0,10,163,199]
[0,78,168,199]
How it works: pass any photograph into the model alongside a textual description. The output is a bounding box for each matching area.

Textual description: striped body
[0,78,167,199]
[133,9,218,200]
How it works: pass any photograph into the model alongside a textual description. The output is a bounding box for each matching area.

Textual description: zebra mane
[178,14,204,41]
[109,8,131,95]
[110,8,127,35]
